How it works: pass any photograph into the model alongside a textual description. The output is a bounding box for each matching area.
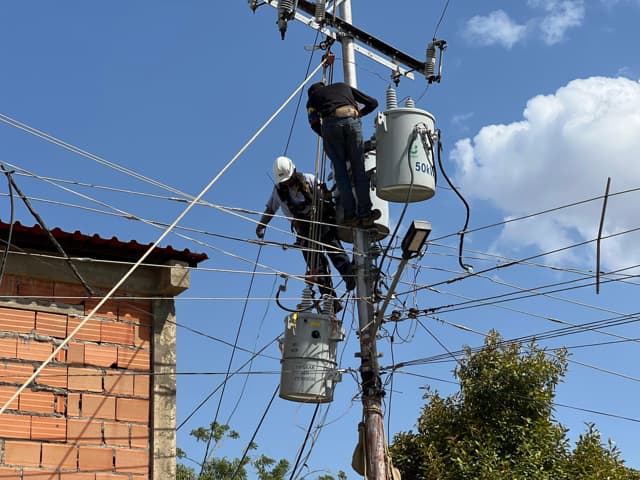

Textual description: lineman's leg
[298,226,334,297]
[322,227,355,291]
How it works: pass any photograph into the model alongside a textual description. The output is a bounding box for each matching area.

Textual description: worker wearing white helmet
[256,156,355,304]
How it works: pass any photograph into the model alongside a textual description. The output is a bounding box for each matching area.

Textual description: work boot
[345,275,356,291]
[341,215,359,227]
[359,209,381,227]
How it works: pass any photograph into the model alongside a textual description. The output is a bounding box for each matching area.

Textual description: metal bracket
[262,0,417,80]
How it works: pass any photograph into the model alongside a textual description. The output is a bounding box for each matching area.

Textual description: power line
[229,384,279,480]
[177,336,280,431]
[201,245,264,471]
[0,60,328,416]
[429,185,640,243]
[0,163,95,295]
[400,225,640,296]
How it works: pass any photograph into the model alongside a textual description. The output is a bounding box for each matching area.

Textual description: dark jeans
[295,220,352,298]
[321,116,373,219]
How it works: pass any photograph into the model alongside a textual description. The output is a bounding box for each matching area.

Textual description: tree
[566,423,640,480]
[390,330,639,479]
[177,421,347,480]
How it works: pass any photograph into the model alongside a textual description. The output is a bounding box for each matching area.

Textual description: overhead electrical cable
[2,166,355,250]
[201,245,264,472]
[402,267,639,344]
[287,404,321,480]
[168,319,280,361]
[392,310,640,369]
[229,384,279,480]
[5,161,357,265]
[0,112,194,199]
[283,27,321,155]
[390,370,640,424]
[421,267,639,316]
[425,242,640,285]
[176,336,280,431]
[0,167,16,285]
[432,0,451,37]
[0,163,95,295]
[222,275,279,427]
[429,186,640,243]
[0,173,351,294]
[0,59,327,416]
[400,224,640,296]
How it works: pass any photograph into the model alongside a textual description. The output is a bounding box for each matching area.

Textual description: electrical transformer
[279,298,345,403]
[375,87,437,203]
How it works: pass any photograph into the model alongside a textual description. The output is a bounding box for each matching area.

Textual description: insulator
[386,85,397,109]
[278,0,296,39]
[321,295,334,316]
[425,42,437,77]
[279,0,295,15]
[278,0,297,40]
[247,0,259,12]
[404,97,415,108]
[297,285,314,310]
[314,0,326,23]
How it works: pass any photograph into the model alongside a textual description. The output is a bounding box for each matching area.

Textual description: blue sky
[1,0,640,477]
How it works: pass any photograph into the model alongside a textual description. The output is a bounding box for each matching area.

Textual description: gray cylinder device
[375,106,436,202]
[279,310,345,403]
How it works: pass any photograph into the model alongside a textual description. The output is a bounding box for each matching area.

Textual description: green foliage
[390,330,638,480]
[566,423,640,480]
[177,421,346,480]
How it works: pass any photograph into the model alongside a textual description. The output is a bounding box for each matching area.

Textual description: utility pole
[251,3,438,479]
[335,2,388,478]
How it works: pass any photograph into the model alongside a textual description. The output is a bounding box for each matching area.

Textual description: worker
[256,156,356,305]
[306,81,381,227]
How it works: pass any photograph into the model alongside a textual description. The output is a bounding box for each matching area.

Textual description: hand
[256,225,266,239]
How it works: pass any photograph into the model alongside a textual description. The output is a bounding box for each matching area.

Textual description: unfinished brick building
[0,221,207,479]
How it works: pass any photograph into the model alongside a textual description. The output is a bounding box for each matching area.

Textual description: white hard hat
[273,156,295,184]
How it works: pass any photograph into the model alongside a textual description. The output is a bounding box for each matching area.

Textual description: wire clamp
[322,51,335,66]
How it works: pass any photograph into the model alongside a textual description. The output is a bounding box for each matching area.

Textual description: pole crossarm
[296,0,426,73]
[262,0,422,80]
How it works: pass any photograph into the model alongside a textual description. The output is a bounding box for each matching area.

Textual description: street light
[401,220,432,258]
[376,220,432,326]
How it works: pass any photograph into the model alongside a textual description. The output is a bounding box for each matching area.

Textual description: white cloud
[528,0,585,44]
[450,77,640,270]
[464,10,527,49]
[451,112,474,132]
[617,66,639,79]
[463,1,584,49]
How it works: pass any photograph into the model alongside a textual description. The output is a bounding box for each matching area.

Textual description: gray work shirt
[265,172,317,220]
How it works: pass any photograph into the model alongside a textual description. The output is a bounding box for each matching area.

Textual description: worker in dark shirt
[306,82,381,227]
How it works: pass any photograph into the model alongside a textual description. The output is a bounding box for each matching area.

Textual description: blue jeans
[321,116,372,219]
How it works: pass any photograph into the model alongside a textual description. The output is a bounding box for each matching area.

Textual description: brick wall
[0,274,152,480]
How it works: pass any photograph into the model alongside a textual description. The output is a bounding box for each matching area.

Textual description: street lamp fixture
[376,220,432,327]
[401,220,432,258]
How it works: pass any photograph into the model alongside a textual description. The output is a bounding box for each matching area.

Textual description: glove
[256,225,266,239]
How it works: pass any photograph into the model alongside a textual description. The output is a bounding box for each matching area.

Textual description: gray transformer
[375,105,437,203]
[279,310,345,403]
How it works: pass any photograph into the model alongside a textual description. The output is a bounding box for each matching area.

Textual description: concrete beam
[3,251,191,297]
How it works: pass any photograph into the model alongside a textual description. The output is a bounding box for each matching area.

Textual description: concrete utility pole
[253,2,433,479]
[336,2,388,478]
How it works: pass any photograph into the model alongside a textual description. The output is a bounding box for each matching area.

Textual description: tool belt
[325,105,359,118]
